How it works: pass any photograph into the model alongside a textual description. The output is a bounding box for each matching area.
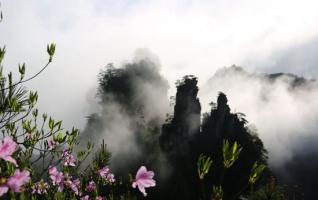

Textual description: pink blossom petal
[48,166,64,191]
[81,195,89,200]
[2,155,17,166]
[48,139,56,150]
[138,185,147,196]
[86,180,96,192]
[0,185,8,197]
[62,150,76,167]
[132,166,156,197]
[48,166,57,175]
[98,166,110,179]
[138,178,156,187]
[96,196,106,200]
[135,166,147,179]
[0,137,18,166]
[7,170,30,192]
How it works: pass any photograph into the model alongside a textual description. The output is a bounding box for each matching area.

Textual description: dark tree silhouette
[195,92,268,199]
[159,76,269,200]
[81,59,169,178]
[159,75,201,200]
[82,69,270,200]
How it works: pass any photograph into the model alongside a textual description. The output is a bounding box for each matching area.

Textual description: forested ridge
[80,61,315,199]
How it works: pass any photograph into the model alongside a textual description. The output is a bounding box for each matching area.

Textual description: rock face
[203,66,318,199]
[160,75,201,154]
[159,75,268,200]
[197,92,268,199]
[82,67,269,200]
[80,59,170,175]
[159,75,201,200]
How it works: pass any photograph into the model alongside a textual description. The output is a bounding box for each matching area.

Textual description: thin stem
[2,61,51,91]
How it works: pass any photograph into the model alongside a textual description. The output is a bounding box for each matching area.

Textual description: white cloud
[200,67,318,167]
[1,0,318,132]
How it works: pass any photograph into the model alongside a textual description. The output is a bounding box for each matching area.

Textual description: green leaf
[28,91,38,106]
[0,46,5,64]
[197,153,213,180]
[249,162,266,185]
[77,150,86,160]
[223,140,242,168]
[18,63,26,80]
[49,117,54,130]
[55,132,64,143]
[22,121,32,132]
[212,185,223,200]
[42,113,47,121]
[87,140,93,150]
[47,43,56,62]
[32,109,38,117]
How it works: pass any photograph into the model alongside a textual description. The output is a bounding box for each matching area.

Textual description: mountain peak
[208,65,316,89]
[213,65,248,78]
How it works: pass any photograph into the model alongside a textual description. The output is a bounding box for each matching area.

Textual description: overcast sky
[1,0,318,130]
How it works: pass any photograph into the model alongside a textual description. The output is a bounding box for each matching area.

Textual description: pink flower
[86,180,96,192]
[106,173,115,183]
[0,136,18,166]
[63,150,76,167]
[98,166,110,179]
[0,185,8,197]
[96,196,106,200]
[98,166,115,183]
[47,139,56,150]
[6,170,30,192]
[132,166,156,197]
[65,178,81,196]
[81,195,90,200]
[0,170,30,197]
[49,166,64,191]
[71,179,81,196]
[32,180,49,194]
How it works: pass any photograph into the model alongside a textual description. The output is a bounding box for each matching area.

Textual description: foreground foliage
[0,43,156,199]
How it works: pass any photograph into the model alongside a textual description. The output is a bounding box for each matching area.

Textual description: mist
[2,0,318,132]
[2,1,318,199]
[200,66,318,169]
[79,49,170,171]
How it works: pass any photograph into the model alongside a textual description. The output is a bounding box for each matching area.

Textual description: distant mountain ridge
[209,65,317,89]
